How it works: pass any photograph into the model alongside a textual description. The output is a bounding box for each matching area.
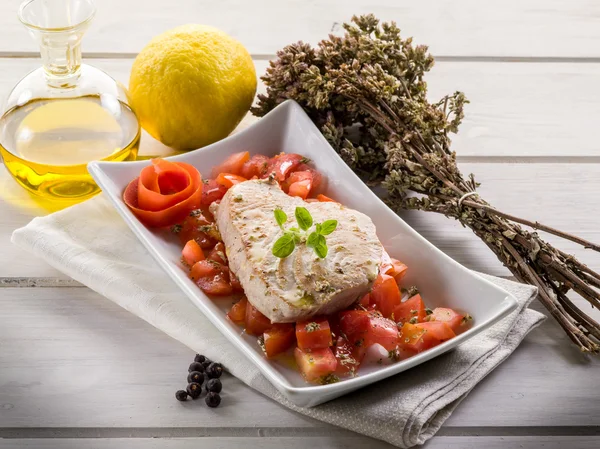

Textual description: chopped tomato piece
[333,336,360,377]
[264,153,304,181]
[182,240,205,266]
[240,154,270,179]
[381,255,408,283]
[359,293,371,308]
[296,318,333,350]
[215,172,248,189]
[338,310,399,361]
[295,163,322,191]
[392,294,426,324]
[390,259,408,282]
[288,179,312,199]
[263,324,296,358]
[196,272,232,296]
[229,271,244,293]
[282,170,312,193]
[316,194,336,203]
[201,179,228,206]
[227,297,248,325]
[430,308,470,334]
[294,347,337,383]
[416,321,456,342]
[123,159,203,228]
[211,151,250,178]
[397,322,428,354]
[370,273,402,319]
[189,260,220,281]
[207,242,227,265]
[177,210,217,248]
[398,321,455,354]
[245,302,272,336]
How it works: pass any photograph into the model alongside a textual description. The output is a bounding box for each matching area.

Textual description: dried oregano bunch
[252,14,600,353]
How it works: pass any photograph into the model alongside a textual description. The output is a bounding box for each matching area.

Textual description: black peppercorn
[206,362,223,379]
[175,390,188,402]
[201,359,212,370]
[186,382,202,399]
[187,371,204,385]
[205,392,221,408]
[205,378,222,393]
[188,362,205,373]
[194,354,207,363]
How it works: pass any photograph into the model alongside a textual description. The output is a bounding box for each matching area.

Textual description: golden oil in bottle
[0,95,140,200]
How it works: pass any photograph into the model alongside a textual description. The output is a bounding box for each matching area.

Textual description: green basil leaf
[306,231,320,247]
[272,233,296,258]
[295,206,313,231]
[313,234,328,258]
[315,223,322,234]
[319,219,338,235]
[274,208,287,229]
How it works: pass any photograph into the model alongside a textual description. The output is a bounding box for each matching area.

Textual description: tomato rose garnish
[123,158,203,228]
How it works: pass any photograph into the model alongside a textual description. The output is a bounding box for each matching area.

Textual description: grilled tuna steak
[212,179,383,322]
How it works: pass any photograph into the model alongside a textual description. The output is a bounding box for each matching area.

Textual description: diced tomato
[196,272,232,296]
[229,271,244,293]
[398,321,455,354]
[177,210,217,248]
[430,308,468,333]
[263,324,296,358]
[296,318,333,350]
[240,154,270,179]
[416,321,456,342]
[227,297,248,325]
[294,347,337,383]
[316,194,336,203]
[181,240,205,266]
[189,260,220,281]
[288,179,312,199]
[295,163,322,191]
[381,256,408,283]
[390,259,408,282]
[264,153,304,181]
[282,170,312,193]
[392,294,426,324]
[364,313,400,351]
[245,302,272,336]
[359,293,371,308]
[339,310,399,361]
[215,172,248,189]
[333,336,360,377]
[207,242,227,265]
[201,179,228,206]
[370,273,402,318]
[211,151,250,178]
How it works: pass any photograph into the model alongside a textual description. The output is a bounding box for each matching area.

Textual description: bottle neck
[39,34,83,88]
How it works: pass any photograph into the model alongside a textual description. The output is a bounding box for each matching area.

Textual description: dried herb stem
[253,14,600,353]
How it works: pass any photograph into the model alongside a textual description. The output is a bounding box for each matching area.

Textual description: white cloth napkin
[12,195,545,448]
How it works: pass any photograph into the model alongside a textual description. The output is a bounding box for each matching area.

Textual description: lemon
[129,25,257,150]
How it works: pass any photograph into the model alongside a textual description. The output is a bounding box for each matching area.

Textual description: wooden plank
[3,58,600,158]
[2,1,600,58]
[2,436,599,449]
[0,287,598,430]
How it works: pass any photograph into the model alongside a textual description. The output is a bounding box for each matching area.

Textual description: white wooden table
[1,1,600,448]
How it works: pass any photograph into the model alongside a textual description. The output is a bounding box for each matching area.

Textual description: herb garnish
[272,207,338,259]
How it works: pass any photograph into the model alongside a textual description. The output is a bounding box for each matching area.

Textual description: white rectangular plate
[89,100,517,407]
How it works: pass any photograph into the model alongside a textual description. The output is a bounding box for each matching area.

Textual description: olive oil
[0,95,140,200]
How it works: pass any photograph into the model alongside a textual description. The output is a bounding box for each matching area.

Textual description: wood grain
[2,1,600,58]
[2,437,600,449]
[3,58,600,158]
[0,287,598,431]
